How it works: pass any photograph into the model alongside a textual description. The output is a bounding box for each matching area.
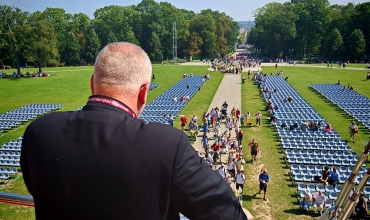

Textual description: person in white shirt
[227,158,235,178]
[214,122,221,138]
[205,153,213,168]
[192,114,198,125]
[226,119,233,132]
[218,166,227,180]
[255,111,262,127]
[235,170,246,193]
[313,190,326,216]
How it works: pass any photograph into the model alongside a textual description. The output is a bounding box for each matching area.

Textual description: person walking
[201,132,209,153]
[259,169,270,201]
[349,121,358,143]
[237,129,244,146]
[249,139,260,163]
[20,42,247,219]
[235,170,246,193]
[181,115,187,130]
[255,111,262,127]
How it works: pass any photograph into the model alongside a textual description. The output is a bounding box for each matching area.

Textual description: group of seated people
[266,101,279,124]
[173,95,190,102]
[301,166,339,216]
[282,120,332,133]
[337,81,355,91]
[0,72,50,78]
[283,96,293,103]
[301,166,368,217]
[182,73,194,78]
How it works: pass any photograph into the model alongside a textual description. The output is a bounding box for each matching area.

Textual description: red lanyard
[88,96,137,118]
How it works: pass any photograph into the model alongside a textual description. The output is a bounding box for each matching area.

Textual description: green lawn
[0,65,369,219]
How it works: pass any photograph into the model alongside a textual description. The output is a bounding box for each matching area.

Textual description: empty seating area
[139,76,205,124]
[149,83,158,91]
[259,76,368,209]
[310,84,370,130]
[0,136,22,168]
[0,104,62,133]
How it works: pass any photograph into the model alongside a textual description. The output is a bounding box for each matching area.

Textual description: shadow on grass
[241,192,264,202]
[283,208,302,215]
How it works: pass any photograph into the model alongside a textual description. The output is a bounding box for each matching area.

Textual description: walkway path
[190,66,260,220]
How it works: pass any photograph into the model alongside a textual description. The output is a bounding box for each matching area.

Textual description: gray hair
[94,42,152,96]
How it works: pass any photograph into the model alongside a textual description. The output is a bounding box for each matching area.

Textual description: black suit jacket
[21,96,247,220]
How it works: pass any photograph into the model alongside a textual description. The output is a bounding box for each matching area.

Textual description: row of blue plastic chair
[0,104,62,133]
[310,84,370,130]
[0,160,20,167]
[0,151,20,156]
[0,167,17,175]
[262,80,349,154]
[0,146,21,152]
[139,76,205,124]
[258,76,361,210]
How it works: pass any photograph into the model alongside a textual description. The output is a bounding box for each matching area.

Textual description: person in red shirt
[180,115,187,129]
[212,140,220,152]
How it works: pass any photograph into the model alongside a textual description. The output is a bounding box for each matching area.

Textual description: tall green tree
[63,31,80,65]
[350,2,370,56]
[148,31,162,60]
[253,2,297,58]
[187,32,203,57]
[107,30,118,43]
[43,8,73,64]
[93,5,139,47]
[23,12,59,73]
[325,28,343,60]
[190,13,216,58]
[71,13,91,59]
[293,0,331,60]
[347,29,366,61]
[0,4,26,73]
[85,27,101,64]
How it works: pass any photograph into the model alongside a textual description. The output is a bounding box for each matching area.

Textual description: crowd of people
[179,99,273,203]
[0,71,50,78]
[212,56,262,74]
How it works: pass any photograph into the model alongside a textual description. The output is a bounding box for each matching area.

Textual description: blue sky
[2,0,368,21]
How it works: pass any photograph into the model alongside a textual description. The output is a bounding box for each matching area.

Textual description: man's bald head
[93,42,152,97]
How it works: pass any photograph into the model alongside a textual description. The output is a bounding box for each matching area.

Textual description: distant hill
[237,21,255,29]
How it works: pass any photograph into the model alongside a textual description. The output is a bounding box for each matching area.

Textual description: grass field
[0,64,370,219]
[239,65,370,219]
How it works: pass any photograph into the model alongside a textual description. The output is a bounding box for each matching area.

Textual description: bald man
[21,42,247,220]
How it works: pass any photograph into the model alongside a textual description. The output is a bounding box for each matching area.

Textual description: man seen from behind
[21,42,247,220]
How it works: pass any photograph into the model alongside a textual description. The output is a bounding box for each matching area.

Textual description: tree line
[247,0,370,62]
[0,0,239,73]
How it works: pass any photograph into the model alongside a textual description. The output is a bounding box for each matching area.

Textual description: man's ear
[90,74,95,94]
[138,82,149,105]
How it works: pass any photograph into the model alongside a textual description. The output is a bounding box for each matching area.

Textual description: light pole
[183,49,187,61]
[289,49,294,61]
